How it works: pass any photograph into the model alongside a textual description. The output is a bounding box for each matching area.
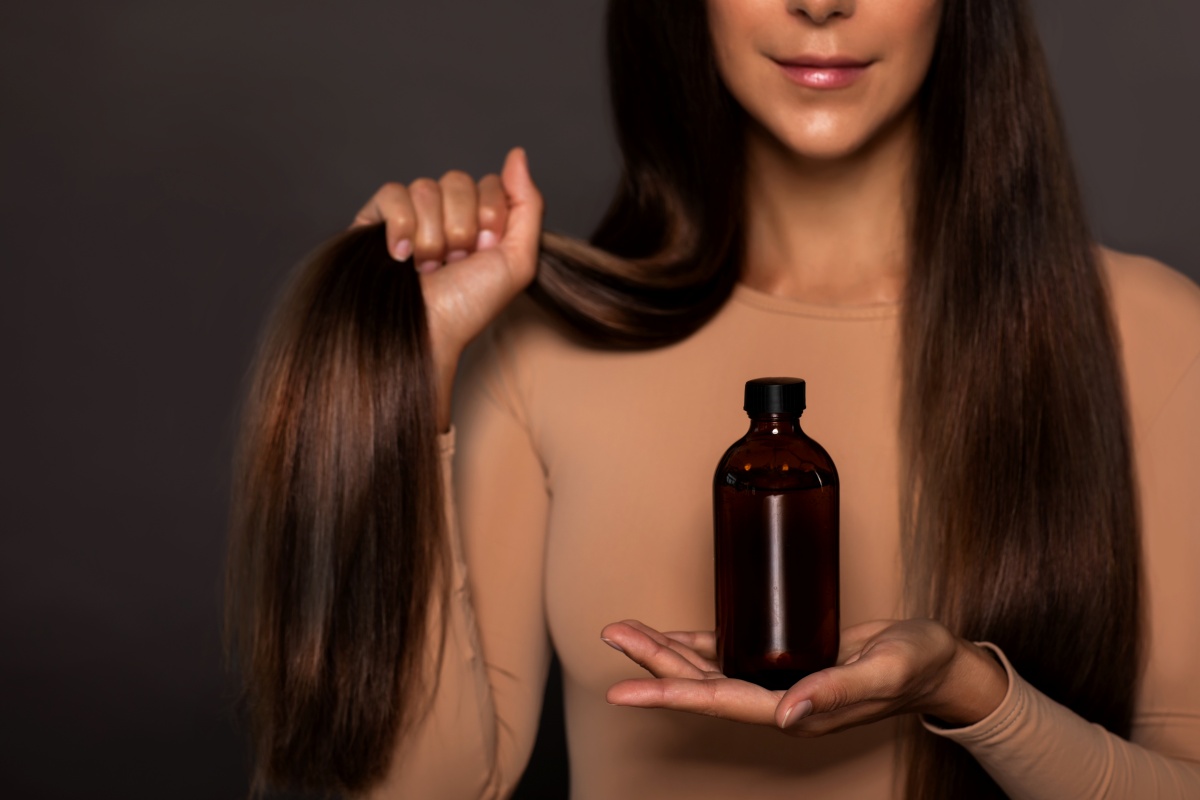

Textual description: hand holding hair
[600,618,1008,735]
[350,146,545,431]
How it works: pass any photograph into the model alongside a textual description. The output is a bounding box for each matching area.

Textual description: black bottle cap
[743,377,806,415]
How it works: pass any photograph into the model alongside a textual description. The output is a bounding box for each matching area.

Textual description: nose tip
[787,0,854,25]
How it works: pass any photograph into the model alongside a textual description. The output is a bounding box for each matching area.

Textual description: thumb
[775,661,877,728]
[497,147,544,266]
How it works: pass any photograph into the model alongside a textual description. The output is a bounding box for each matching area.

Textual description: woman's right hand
[350,146,544,432]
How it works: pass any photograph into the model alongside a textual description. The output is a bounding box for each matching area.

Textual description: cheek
[879,0,943,97]
[706,0,761,97]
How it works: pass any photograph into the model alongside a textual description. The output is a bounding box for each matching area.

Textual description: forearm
[433,339,462,435]
[366,432,501,799]
[923,644,1200,799]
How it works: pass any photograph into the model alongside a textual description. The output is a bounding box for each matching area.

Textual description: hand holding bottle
[349,147,544,431]
[599,617,1008,733]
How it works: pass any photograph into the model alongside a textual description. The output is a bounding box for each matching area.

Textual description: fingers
[774,649,906,734]
[628,623,720,671]
[600,620,711,680]
[351,182,416,262]
[496,147,543,280]
[777,696,897,737]
[476,173,507,250]
[409,178,445,273]
[348,148,532,273]
[662,630,718,662]
[779,663,875,722]
[606,677,779,726]
[439,170,478,263]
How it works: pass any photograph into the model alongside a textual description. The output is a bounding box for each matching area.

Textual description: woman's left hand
[599,618,1007,735]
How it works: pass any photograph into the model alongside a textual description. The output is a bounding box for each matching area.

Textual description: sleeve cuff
[921,641,1025,744]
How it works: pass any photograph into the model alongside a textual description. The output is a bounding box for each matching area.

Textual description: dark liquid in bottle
[715,464,839,690]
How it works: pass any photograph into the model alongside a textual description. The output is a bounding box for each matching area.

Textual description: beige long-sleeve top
[372,247,1200,799]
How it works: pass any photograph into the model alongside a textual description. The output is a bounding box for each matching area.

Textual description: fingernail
[782,699,813,728]
[394,238,413,261]
[601,638,624,654]
[416,260,440,274]
[445,249,469,263]
[477,229,498,250]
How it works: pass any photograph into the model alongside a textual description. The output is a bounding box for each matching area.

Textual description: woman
[227,0,1200,797]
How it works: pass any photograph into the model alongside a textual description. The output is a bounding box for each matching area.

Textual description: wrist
[430,340,461,436]
[923,638,1008,728]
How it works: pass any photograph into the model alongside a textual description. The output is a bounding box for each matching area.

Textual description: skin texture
[349,0,1007,734]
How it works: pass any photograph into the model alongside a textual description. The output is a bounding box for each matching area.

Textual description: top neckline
[730,280,902,320]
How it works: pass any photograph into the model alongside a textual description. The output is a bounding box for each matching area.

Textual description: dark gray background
[1,2,1196,798]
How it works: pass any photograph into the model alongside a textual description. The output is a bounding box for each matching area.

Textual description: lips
[773,55,873,90]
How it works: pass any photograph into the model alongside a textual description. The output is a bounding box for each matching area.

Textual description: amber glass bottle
[712,377,840,690]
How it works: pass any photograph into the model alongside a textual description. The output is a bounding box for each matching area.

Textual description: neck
[739,106,918,306]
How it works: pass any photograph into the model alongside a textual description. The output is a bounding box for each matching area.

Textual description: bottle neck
[745,413,803,436]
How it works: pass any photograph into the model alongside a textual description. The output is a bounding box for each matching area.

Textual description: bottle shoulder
[714,432,838,491]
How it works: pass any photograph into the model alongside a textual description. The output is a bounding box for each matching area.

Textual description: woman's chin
[778,135,874,164]
[763,110,915,166]
[747,115,879,164]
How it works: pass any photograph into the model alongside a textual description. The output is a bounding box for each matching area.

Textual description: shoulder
[1099,245,1200,343]
[1096,244,1200,424]
[454,290,586,428]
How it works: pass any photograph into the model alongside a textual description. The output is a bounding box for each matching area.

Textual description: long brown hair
[226,230,450,794]
[226,0,1141,796]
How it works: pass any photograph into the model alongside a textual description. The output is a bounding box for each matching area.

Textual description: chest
[532,318,906,691]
